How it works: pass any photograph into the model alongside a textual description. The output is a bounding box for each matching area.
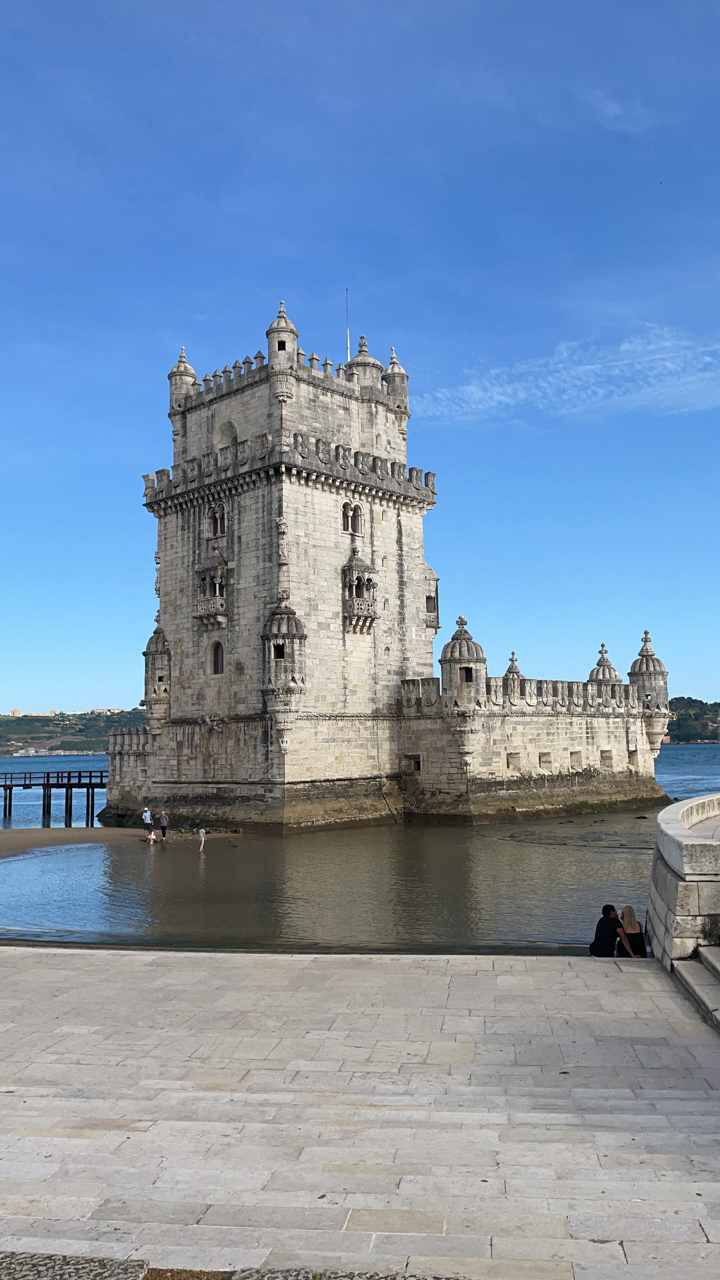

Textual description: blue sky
[1,0,719,710]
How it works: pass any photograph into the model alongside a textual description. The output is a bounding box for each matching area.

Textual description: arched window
[351,505,363,534]
[212,642,224,675]
[342,503,351,532]
[211,506,226,537]
[355,577,364,599]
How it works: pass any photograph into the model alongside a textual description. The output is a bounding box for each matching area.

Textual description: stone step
[700,945,720,982]
[674,957,720,1031]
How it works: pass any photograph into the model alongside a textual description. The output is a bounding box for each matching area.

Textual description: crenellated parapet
[142,445,436,511]
[402,619,669,745]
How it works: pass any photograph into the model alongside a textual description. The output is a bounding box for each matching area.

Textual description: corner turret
[440,616,487,708]
[383,347,409,410]
[168,348,200,411]
[628,630,669,757]
[266,301,298,370]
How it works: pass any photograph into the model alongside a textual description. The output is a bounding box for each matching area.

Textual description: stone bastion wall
[648,793,720,969]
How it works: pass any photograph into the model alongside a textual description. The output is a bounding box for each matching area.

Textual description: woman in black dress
[617,905,647,957]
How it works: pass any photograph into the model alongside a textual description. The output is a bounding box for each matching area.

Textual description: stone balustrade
[647,793,720,969]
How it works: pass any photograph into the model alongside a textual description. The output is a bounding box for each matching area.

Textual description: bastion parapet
[103,302,670,830]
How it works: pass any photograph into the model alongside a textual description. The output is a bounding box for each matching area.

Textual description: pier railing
[1,770,107,826]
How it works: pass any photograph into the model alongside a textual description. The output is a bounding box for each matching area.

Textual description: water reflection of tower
[277,827,404,949]
[102,838,293,945]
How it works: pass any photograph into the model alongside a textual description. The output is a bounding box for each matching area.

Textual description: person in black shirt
[589,904,637,958]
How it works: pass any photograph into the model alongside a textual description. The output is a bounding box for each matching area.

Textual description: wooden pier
[1,770,107,827]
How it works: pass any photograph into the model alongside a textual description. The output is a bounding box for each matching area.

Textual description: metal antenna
[346,288,350,362]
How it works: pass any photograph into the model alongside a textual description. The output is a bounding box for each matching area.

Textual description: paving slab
[0,948,718,1278]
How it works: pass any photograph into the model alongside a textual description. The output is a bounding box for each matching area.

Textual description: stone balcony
[195,597,227,629]
[343,596,378,632]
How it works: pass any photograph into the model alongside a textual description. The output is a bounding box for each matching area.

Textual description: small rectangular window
[426,595,436,613]
[402,755,421,774]
[277,340,286,351]
[273,643,285,660]
[539,752,552,771]
[459,667,473,683]
[600,750,613,768]
[507,752,522,773]
[570,750,582,770]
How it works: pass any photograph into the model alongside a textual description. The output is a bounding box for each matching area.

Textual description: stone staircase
[674,946,720,1030]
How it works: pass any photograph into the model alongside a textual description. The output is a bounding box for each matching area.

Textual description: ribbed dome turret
[441,617,485,664]
[144,626,168,655]
[629,631,666,676]
[168,347,198,381]
[588,644,621,682]
[383,347,407,378]
[266,300,298,339]
[347,335,384,387]
[262,602,306,640]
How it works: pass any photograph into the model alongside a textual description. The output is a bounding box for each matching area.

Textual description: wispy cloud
[412,326,720,424]
[579,89,665,135]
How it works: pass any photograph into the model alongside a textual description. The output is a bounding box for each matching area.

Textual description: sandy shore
[0,827,203,858]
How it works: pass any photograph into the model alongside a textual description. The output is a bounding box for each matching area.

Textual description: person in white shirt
[142,807,152,838]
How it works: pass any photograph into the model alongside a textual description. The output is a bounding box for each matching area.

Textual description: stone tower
[106,303,439,830]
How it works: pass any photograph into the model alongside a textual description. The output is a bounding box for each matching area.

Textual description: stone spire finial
[456,615,468,629]
[639,630,654,653]
[358,335,369,353]
[278,300,286,315]
[506,651,521,674]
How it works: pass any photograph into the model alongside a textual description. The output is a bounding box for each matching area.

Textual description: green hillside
[0,709,148,756]
[668,697,720,743]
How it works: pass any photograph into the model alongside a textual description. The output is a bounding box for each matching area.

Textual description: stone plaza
[0,945,719,1279]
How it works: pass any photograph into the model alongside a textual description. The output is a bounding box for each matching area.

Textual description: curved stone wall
[648,793,720,969]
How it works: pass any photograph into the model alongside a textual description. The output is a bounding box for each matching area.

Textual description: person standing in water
[616,905,647,958]
[199,827,206,853]
[159,812,168,842]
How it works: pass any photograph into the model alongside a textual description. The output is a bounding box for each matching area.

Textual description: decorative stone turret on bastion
[628,630,669,755]
[440,617,487,711]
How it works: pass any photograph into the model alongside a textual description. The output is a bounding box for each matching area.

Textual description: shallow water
[0,742,717,951]
[0,811,657,950]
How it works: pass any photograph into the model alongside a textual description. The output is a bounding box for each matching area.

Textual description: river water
[0,743,717,951]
